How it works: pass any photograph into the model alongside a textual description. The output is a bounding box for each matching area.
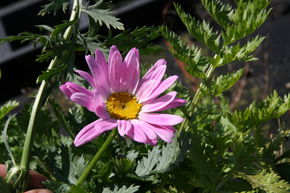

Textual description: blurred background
[1,0,290,111]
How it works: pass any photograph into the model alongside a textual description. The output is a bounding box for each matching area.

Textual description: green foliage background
[1,0,290,192]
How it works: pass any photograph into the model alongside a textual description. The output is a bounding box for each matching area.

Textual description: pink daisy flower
[60,46,186,146]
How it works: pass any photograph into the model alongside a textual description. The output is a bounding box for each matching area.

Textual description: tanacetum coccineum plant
[60,45,186,146]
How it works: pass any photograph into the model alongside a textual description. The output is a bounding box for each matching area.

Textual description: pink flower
[60,46,186,146]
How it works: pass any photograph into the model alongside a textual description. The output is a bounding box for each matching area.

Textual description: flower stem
[76,129,118,186]
[19,0,81,190]
[178,65,215,136]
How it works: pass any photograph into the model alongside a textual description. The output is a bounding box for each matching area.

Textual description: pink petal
[125,121,157,145]
[124,48,140,93]
[96,104,110,119]
[157,98,187,111]
[74,118,117,147]
[108,45,123,92]
[143,75,178,103]
[139,59,166,85]
[60,82,95,112]
[135,80,160,103]
[117,120,132,137]
[71,92,94,112]
[139,112,184,126]
[150,124,175,143]
[60,82,92,98]
[131,119,158,141]
[85,50,110,91]
[134,60,166,95]
[74,69,95,88]
[142,91,177,112]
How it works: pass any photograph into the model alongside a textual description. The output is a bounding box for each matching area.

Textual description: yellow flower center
[106,92,142,120]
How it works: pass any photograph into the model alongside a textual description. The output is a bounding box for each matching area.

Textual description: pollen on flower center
[106,92,142,120]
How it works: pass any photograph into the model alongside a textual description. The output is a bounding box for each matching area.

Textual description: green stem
[76,129,117,185]
[178,65,215,136]
[19,0,81,190]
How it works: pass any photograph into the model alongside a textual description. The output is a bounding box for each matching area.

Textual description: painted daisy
[60,46,186,146]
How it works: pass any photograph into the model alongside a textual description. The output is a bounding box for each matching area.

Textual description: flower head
[60,46,186,146]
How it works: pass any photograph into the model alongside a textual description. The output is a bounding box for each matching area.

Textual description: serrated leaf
[38,0,69,16]
[215,36,265,67]
[82,7,124,30]
[223,0,271,44]
[160,26,208,79]
[135,138,185,177]
[175,3,221,52]
[229,91,290,130]
[201,0,233,29]
[37,63,67,83]
[114,158,136,176]
[0,101,19,120]
[238,169,290,193]
[201,68,244,96]
[102,185,139,193]
[106,26,161,54]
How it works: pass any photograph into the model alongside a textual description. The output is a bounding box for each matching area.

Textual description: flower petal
[108,45,123,92]
[71,93,95,112]
[135,80,160,103]
[60,82,95,112]
[131,119,158,141]
[134,60,166,95]
[149,124,175,143]
[74,69,95,88]
[74,118,117,147]
[157,98,186,112]
[143,75,178,103]
[126,121,157,145]
[142,91,177,112]
[85,49,109,90]
[124,48,140,93]
[117,120,132,137]
[139,59,166,85]
[139,112,184,126]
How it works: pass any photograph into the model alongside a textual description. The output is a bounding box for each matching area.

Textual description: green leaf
[229,91,290,130]
[114,158,136,176]
[160,26,208,79]
[215,36,265,67]
[223,0,271,44]
[36,63,67,83]
[200,0,233,29]
[82,5,124,30]
[175,3,221,52]
[135,138,185,177]
[0,101,19,120]
[106,26,161,55]
[69,185,89,193]
[38,0,69,16]
[238,169,290,193]
[201,68,244,96]
[102,185,139,193]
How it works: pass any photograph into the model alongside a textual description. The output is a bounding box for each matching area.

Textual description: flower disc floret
[106,92,142,120]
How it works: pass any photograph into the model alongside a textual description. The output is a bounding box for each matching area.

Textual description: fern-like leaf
[160,26,208,78]
[81,3,124,30]
[174,3,221,53]
[238,169,290,193]
[201,68,244,96]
